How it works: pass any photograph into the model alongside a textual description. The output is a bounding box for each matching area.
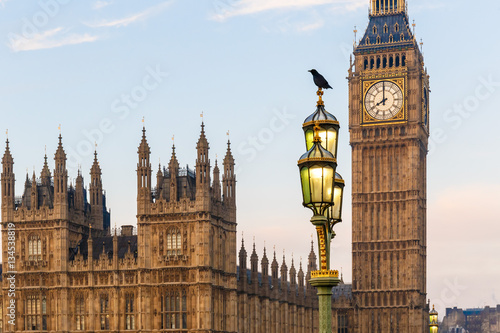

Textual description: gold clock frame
[361,77,406,126]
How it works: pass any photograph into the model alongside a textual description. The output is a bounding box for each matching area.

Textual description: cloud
[86,1,172,28]
[8,28,99,52]
[92,0,113,10]
[211,0,365,21]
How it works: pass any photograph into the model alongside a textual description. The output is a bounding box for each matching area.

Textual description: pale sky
[0,0,499,317]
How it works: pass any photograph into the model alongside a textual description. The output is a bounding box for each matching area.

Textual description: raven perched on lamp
[308,69,332,89]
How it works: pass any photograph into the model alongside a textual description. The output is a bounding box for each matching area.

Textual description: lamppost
[429,305,439,333]
[298,87,345,333]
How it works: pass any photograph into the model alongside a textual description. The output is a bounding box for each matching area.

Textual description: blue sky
[1,0,499,315]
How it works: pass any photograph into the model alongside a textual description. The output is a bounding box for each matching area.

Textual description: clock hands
[376,98,388,107]
[382,81,386,105]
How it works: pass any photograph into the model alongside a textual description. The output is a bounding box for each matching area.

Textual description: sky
[0,0,499,317]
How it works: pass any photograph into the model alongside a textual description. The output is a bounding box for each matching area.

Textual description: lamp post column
[308,215,340,333]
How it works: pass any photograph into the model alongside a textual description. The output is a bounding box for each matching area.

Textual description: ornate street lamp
[302,91,340,159]
[325,172,345,233]
[429,305,439,333]
[298,95,344,333]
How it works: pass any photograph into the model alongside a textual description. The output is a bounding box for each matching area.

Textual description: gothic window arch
[389,34,394,43]
[373,25,378,34]
[161,290,187,329]
[125,293,135,330]
[394,23,399,32]
[75,295,85,330]
[99,294,110,330]
[166,227,182,256]
[28,234,42,261]
[376,35,381,44]
[383,24,388,34]
[400,33,405,41]
[25,294,47,331]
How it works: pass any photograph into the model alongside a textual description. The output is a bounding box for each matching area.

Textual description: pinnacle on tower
[195,122,211,197]
[2,138,13,165]
[41,153,51,186]
[222,139,235,204]
[212,158,221,201]
[238,237,248,282]
[168,144,179,202]
[1,138,15,206]
[137,126,152,207]
[89,149,104,229]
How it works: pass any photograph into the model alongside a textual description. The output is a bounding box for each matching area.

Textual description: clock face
[364,81,404,120]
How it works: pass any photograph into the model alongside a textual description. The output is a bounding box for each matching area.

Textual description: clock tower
[348,0,430,332]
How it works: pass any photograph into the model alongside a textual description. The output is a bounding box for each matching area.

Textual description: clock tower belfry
[348,0,430,332]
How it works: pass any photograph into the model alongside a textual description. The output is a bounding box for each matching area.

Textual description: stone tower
[135,124,238,332]
[348,0,430,331]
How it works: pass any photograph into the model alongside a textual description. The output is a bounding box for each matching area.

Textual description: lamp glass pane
[309,166,324,203]
[300,167,311,205]
[305,130,314,151]
[326,129,338,157]
[332,183,343,220]
[321,166,334,203]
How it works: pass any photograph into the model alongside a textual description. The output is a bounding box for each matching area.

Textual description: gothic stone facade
[0,125,353,333]
[348,0,430,331]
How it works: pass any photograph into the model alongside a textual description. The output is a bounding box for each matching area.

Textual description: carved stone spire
[89,150,103,230]
[1,138,15,215]
[137,127,152,213]
[168,144,179,202]
[196,122,210,201]
[212,159,221,201]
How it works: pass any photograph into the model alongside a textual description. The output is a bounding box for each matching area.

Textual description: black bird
[308,69,332,89]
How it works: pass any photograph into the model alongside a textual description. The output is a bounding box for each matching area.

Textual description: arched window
[370,58,375,69]
[394,23,399,32]
[125,293,135,330]
[28,235,42,261]
[389,34,394,43]
[376,35,381,44]
[373,25,378,34]
[167,228,182,256]
[400,33,405,41]
[76,296,85,330]
[402,54,406,66]
[364,58,369,70]
[376,57,381,69]
[161,290,187,329]
[100,294,109,330]
[26,295,47,331]
[384,24,388,34]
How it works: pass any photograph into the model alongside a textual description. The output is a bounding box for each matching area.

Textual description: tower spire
[137,126,152,214]
[90,148,103,230]
[222,139,235,207]
[168,143,179,202]
[196,122,210,203]
[53,133,68,217]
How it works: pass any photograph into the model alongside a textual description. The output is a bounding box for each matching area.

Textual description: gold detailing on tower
[316,88,324,106]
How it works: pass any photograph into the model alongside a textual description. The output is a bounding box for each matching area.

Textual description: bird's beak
[308,70,312,72]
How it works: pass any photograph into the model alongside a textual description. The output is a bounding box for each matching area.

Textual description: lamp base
[309,275,340,333]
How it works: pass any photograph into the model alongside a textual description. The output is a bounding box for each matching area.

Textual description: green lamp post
[298,111,344,333]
